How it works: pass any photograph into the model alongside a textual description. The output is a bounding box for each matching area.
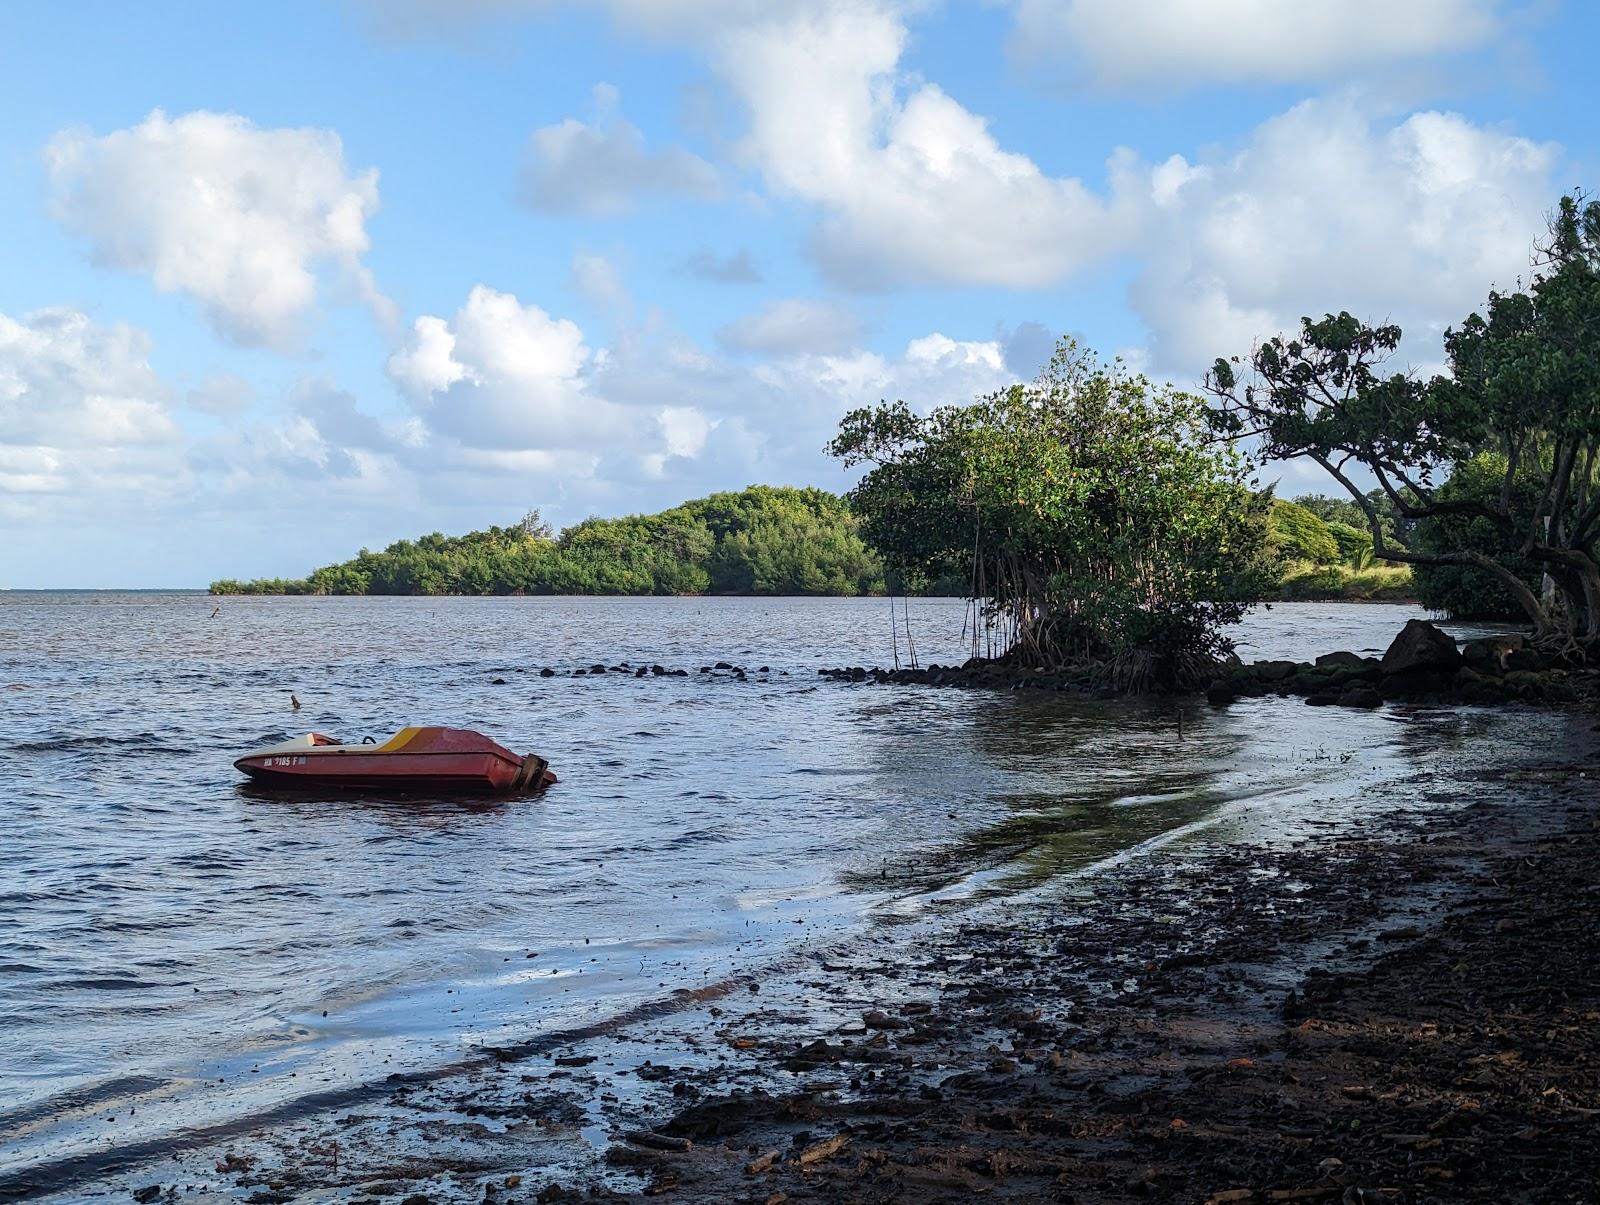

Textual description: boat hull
[233,726,553,795]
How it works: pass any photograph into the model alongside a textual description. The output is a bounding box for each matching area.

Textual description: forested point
[210,486,887,597]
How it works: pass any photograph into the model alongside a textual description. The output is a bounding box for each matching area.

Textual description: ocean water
[0,595,1510,1190]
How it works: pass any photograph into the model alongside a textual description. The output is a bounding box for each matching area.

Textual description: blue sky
[2,0,1596,587]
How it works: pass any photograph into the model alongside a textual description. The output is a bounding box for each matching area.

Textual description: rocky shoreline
[598,719,1600,1204]
[68,707,1600,1205]
[817,620,1597,712]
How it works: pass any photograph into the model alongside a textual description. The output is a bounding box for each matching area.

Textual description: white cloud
[521,85,719,216]
[386,315,467,400]
[1129,96,1561,374]
[643,404,716,477]
[388,275,1016,506]
[0,307,177,459]
[1,283,1023,581]
[712,2,1137,289]
[387,285,602,448]
[45,109,390,349]
[717,298,863,355]
[188,372,256,416]
[0,307,190,530]
[390,2,1142,289]
[1010,0,1503,88]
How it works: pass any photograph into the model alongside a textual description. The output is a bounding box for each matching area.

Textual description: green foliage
[831,338,1275,688]
[1294,491,1407,549]
[1207,191,1600,651]
[1277,562,1413,601]
[1268,499,1340,564]
[208,486,886,597]
[1325,522,1375,570]
[207,577,309,595]
[1410,453,1547,619]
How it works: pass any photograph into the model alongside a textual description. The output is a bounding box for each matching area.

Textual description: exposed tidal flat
[0,594,1589,1202]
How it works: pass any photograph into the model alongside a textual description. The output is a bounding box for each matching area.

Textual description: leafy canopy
[1207,191,1600,656]
[831,338,1274,688]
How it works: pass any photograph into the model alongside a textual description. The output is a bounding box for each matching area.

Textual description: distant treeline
[210,486,889,597]
[211,481,1428,602]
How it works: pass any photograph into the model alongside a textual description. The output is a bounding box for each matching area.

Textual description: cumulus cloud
[712,2,1137,289]
[46,109,390,349]
[521,84,719,216]
[393,2,1144,288]
[384,275,1016,508]
[717,298,863,355]
[675,246,763,284]
[387,285,601,447]
[1129,96,1561,375]
[0,308,179,501]
[1010,0,1503,88]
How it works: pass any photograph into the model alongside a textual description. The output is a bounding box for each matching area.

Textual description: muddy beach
[34,700,1592,1205]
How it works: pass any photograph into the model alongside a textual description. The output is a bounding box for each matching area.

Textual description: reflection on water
[0,593,1526,1182]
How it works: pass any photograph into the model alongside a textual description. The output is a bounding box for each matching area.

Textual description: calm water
[0,595,1520,1185]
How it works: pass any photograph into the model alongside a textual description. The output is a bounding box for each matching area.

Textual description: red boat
[234,726,556,794]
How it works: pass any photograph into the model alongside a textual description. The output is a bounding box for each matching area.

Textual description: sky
[2,0,1596,587]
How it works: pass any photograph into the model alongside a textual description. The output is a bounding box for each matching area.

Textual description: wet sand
[27,705,1590,1205]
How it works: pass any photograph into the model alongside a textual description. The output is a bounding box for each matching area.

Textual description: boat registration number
[268,755,309,766]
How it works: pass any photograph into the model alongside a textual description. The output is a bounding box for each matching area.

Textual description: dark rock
[1285,671,1333,696]
[1205,680,1237,706]
[635,667,648,677]
[1505,646,1545,672]
[1381,619,1461,676]
[539,667,555,677]
[863,1009,907,1030]
[491,677,507,685]
[589,664,607,674]
[1315,650,1365,668]
[714,661,733,670]
[1255,660,1299,682]
[132,1189,162,1204]
[789,1038,845,1065]
[1379,670,1449,699]
[1304,691,1340,706]
[1337,687,1383,709]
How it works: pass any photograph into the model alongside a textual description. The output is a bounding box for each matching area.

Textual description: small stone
[1337,687,1382,709]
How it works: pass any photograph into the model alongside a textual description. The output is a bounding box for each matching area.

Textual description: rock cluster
[1207,619,1582,708]
[816,660,1102,694]
[520,663,782,681]
[819,621,1591,709]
